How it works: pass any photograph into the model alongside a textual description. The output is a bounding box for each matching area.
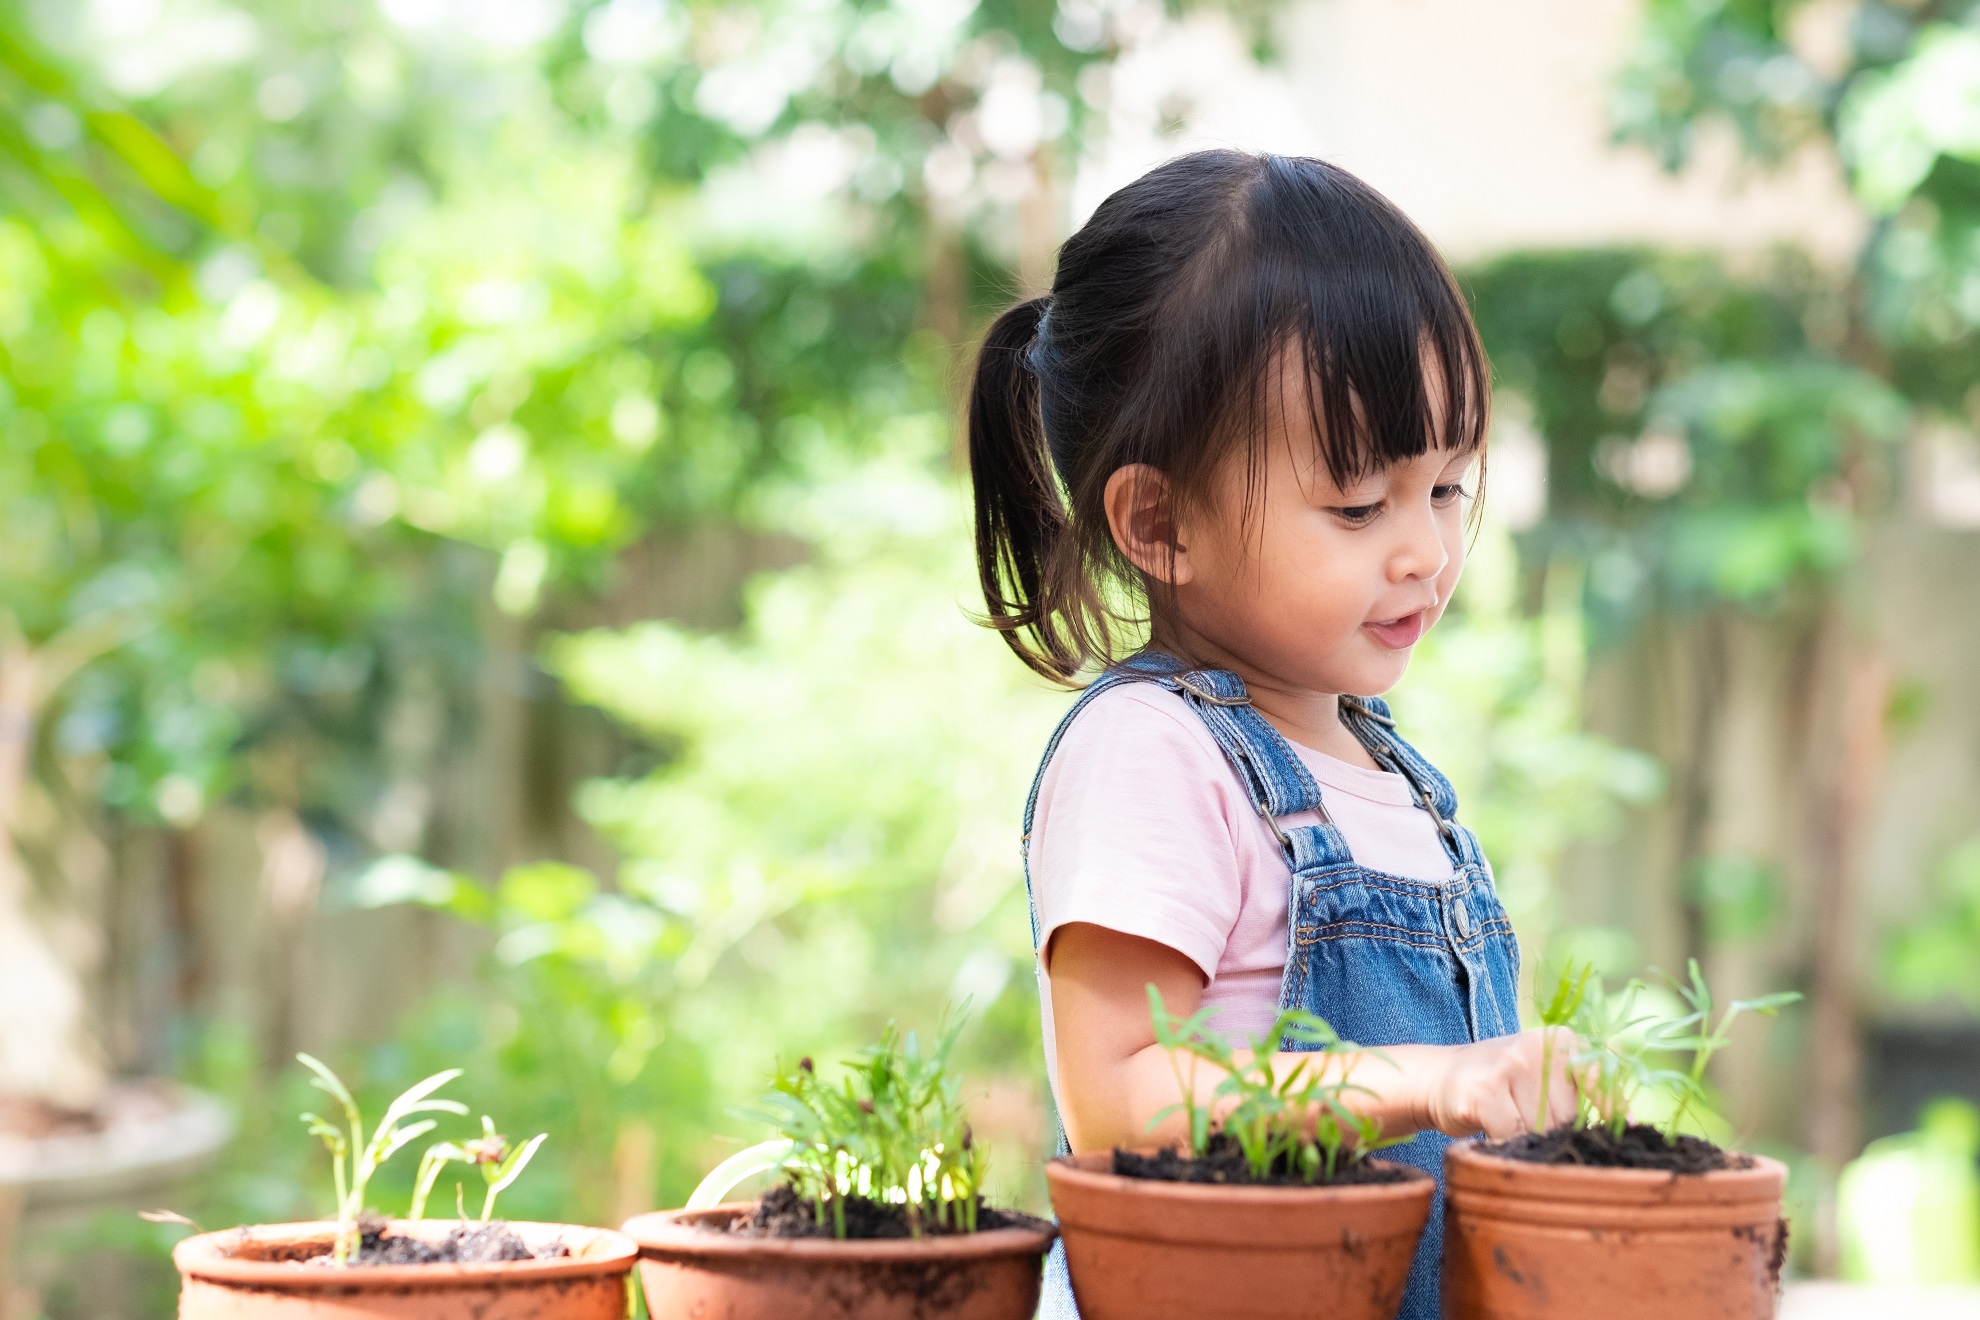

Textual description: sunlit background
[2,0,1980,1313]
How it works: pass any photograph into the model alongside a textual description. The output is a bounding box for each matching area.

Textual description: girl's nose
[1389,500,1450,583]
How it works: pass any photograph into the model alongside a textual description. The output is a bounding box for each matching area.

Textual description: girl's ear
[1104,464,1194,587]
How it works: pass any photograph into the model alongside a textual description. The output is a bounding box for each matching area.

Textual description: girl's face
[1112,365,1476,700]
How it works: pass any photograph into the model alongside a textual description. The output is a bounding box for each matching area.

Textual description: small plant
[1147,985,1402,1183]
[410,1115,549,1222]
[1651,958,1801,1140]
[296,1054,469,1265]
[1527,961,1659,1135]
[1529,959,1800,1139]
[1531,960,1594,1131]
[687,1013,987,1239]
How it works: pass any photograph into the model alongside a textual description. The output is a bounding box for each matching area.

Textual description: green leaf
[485,1133,548,1216]
[375,1069,466,1135]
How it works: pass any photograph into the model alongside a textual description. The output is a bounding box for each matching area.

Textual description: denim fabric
[1023,653,1521,1320]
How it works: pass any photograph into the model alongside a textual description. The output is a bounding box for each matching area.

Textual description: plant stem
[1535,1026,1555,1133]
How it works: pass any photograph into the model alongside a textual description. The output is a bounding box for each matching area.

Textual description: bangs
[1285,266,1491,486]
[1123,154,1490,504]
[1258,156,1489,488]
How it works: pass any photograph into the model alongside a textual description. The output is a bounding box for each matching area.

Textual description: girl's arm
[1049,922,1579,1154]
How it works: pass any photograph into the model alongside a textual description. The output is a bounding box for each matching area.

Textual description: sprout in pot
[1118,986,1411,1186]
[622,1015,1057,1320]
[1443,960,1801,1320]
[742,1020,997,1238]
[170,1055,636,1320]
[299,1054,556,1266]
[410,1115,552,1228]
[1487,959,1799,1171]
[1044,989,1436,1320]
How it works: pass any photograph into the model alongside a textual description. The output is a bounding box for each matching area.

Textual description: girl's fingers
[1506,1066,1542,1135]
[1544,1063,1578,1130]
[1543,1030,1581,1130]
[1474,1084,1527,1140]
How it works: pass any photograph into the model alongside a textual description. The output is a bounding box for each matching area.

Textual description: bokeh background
[3,0,1980,1313]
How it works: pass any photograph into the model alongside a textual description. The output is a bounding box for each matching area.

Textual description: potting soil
[722,1183,1049,1239]
[1483,1123,1753,1173]
[1110,1131,1413,1187]
[342,1218,572,1266]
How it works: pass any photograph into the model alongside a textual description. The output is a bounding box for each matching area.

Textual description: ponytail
[967,298,1099,684]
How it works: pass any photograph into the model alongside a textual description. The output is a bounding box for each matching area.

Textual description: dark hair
[968,150,1490,685]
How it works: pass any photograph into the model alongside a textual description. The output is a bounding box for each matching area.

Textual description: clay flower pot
[1045,1151,1435,1320]
[1441,1140,1789,1320]
[623,1203,1058,1320]
[172,1219,637,1319]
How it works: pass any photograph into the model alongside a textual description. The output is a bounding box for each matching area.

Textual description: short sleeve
[1027,685,1251,982]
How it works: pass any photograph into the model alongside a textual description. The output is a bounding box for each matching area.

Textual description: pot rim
[1446,1140,1787,1193]
[1046,1150,1435,1206]
[623,1205,1057,1263]
[173,1220,637,1289]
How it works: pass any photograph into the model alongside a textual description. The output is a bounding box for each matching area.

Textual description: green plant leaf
[686,1138,798,1211]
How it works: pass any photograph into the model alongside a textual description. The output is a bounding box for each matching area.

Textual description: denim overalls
[1025,652,1521,1320]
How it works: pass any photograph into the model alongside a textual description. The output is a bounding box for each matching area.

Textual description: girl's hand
[1049,922,1584,1150]
[1418,1028,1581,1140]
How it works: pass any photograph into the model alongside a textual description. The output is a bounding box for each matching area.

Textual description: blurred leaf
[498,862,599,925]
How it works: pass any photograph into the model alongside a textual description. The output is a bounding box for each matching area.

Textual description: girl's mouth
[1363,610,1428,649]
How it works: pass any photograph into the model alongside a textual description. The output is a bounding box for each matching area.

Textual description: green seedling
[1148,989,1223,1157]
[410,1116,549,1222]
[1147,985,1403,1183]
[1567,971,1666,1135]
[693,1011,987,1239]
[1532,960,1595,1131]
[296,1053,468,1266]
[1530,960,1799,1140]
[1649,958,1801,1141]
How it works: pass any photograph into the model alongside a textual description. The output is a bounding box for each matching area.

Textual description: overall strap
[1337,694,1484,870]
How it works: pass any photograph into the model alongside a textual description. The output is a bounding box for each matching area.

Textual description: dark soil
[721,1183,1050,1240]
[1110,1132,1412,1187]
[327,1216,571,1267]
[1483,1123,1753,1173]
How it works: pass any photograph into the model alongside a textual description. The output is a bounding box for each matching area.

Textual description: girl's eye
[1431,483,1471,505]
[1332,503,1383,525]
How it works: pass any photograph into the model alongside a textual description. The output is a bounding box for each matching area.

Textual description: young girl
[966,151,1579,1320]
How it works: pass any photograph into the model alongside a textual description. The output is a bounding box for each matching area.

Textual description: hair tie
[1027,301,1076,480]
[1026,302,1053,376]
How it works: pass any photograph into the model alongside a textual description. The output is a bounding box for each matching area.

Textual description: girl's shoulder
[1068,675,1216,740]
[1047,677,1236,789]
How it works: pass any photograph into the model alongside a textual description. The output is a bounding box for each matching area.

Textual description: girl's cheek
[1434,526,1466,601]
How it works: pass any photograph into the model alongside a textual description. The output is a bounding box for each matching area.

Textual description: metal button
[1453,903,1474,941]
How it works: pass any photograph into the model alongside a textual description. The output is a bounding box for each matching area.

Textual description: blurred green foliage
[1616,0,1980,410]
[0,0,1106,1301]
[0,0,1104,829]
[334,481,1069,1223]
[1884,836,1980,1008]
[1839,1097,1980,1283]
[1390,518,1662,954]
[1465,248,1905,635]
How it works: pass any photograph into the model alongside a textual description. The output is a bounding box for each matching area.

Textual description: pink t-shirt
[1028,682,1455,1103]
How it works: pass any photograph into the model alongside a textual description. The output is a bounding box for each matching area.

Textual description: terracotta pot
[623,1203,1057,1320]
[1045,1151,1435,1320]
[1441,1141,1789,1320]
[172,1220,637,1320]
